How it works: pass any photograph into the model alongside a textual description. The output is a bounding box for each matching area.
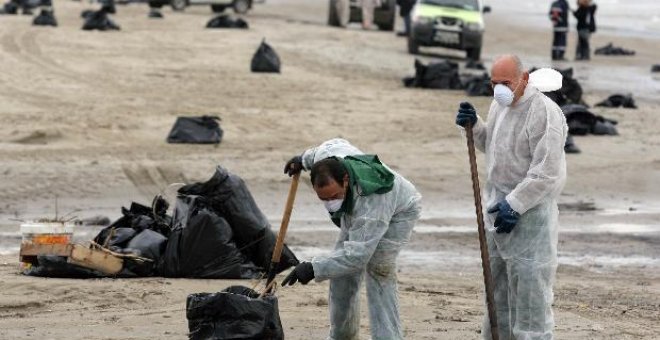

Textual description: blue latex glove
[487,200,521,234]
[455,102,478,128]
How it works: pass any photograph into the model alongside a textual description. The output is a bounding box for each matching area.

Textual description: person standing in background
[549,0,570,60]
[396,0,416,37]
[574,0,597,60]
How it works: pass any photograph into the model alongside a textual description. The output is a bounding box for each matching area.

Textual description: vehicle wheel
[408,36,419,54]
[328,0,340,27]
[233,0,250,14]
[467,47,482,61]
[171,0,186,11]
[211,4,226,13]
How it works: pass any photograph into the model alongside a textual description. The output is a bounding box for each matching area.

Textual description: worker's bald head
[490,54,529,105]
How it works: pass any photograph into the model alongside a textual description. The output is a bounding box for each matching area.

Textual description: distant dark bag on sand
[178,166,299,274]
[32,9,57,26]
[595,94,637,109]
[206,14,248,29]
[464,72,493,97]
[595,43,635,56]
[251,39,281,73]
[82,10,120,31]
[1,1,18,14]
[652,64,660,73]
[187,286,284,340]
[148,8,163,18]
[562,104,618,136]
[403,59,462,90]
[166,115,223,144]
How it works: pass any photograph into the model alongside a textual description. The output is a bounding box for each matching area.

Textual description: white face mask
[493,84,515,106]
[323,199,344,213]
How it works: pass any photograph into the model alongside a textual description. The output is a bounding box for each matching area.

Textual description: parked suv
[408,0,490,60]
[149,0,253,14]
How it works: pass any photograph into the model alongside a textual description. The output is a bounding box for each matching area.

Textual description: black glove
[456,102,478,128]
[284,155,304,177]
[281,262,314,286]
[487,200,521,234]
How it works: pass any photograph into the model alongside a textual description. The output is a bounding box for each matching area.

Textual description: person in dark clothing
[573,0,597,60]
[549,0,569,60]
[396,0,416,37]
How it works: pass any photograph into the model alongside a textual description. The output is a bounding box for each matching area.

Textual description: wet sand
[0,0,659,339]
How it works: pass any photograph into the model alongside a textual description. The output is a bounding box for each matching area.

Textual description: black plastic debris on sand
[206,14,248,29]
[463,72,493,97]
[82,0,120,31]
[187,286,284,340]
[251,39,281,73]
[652,64,660,73]
[403,59,462,90]
[562,104,618,136]
[148,8,163,18]
[0,0,19,14]
[166,115,223,144]
[33,9,57,26]
[595,94,637,109]
[595,43,635,56]
[564,134,580,154]
[25,167,299,280]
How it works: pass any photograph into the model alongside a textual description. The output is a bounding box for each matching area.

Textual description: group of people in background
[550,0,598,61]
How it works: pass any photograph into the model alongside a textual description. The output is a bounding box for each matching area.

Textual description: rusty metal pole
[465,124,500,340]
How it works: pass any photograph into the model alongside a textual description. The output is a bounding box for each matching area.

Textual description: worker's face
[490,68,529,105]
[313,175,348,201]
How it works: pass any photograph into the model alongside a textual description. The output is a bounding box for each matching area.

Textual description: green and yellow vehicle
[408,0,490,60]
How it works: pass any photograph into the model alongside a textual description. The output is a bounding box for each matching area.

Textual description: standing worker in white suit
[455,55,568,339]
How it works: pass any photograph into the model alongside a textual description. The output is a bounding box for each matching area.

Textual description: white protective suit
[469,85,568,340]
[301,138,422,340]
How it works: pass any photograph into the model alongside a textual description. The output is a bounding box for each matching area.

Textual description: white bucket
[20,222,75,245]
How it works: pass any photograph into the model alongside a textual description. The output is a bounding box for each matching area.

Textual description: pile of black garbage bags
[25,167,299,279]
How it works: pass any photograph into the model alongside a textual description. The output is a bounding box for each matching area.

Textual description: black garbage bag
[187,286,284,340]
[100,0,116,14]
[1,1,18,14]
[595,43,635,56]
[148,8,163,18]
[178,167,299,274]
[403,59,462,90]
[564,134,580,154]
[652,64,660,73]
[95,199,172,244]
[464,72,492,97]
[595,94,637,109]
[465,59,485,70]
[32,9,57,26]
[24,255,105,278]
[206,14,248,29]
[562,104,618,136]
[122,229,168,276]
[158,196,261,279]
[80,9,94,18]
[82,10,120,31]
[166,116,223,144]
[251,39,281,73]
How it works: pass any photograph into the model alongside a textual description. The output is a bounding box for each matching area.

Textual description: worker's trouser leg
[365,218,414,340]
[361,0,376,28]
[328,272,363,340]
[551,31,567,60]
[576,29,590,60]
[335,0,350,27]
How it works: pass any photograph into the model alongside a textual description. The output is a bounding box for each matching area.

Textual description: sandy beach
[0,0,659,339]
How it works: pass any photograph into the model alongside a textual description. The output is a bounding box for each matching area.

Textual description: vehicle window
[420,0,479,11]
